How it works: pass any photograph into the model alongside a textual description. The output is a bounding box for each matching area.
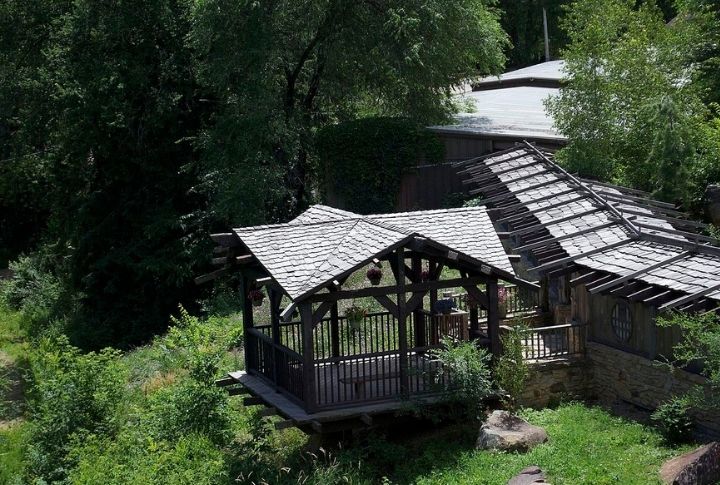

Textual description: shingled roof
[456,143,720,312]
[233,205,517,301]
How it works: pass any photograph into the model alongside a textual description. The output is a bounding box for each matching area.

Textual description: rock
[704,184,720,226]
[660,442,720,485]
[476,410,548,452]
[507,466,550,485]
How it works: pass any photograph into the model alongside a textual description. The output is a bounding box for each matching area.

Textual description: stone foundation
[587,342,720,437]
[520,358,590,408]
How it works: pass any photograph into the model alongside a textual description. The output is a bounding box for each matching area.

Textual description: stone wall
[520,358,590,408]
[587,342,720,437]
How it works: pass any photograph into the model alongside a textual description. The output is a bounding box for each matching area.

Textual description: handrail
[247,327,303,361]
[523,322,585,332]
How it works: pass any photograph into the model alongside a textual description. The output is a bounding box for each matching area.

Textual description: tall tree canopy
[546,0,719,209]
[1,0,509,347]
[190,0,509,222]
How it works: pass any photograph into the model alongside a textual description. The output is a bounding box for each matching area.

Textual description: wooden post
[396,249,409,397]
[487,278,501,358]
[330,300,340,360]
[269,288,282,387]
[470,298,480,339]
[428,259,438,345]
[241,274,255,372]
[411,255,425,348]
[300,302,317,413]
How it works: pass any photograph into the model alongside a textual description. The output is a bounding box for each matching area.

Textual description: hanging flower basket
[366,267,383,286]
[345,304,367,331]
[248,289,265,307]
[420,269,430,282]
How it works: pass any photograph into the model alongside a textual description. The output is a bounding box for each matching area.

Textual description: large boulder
[477,410,548,452]
[507,466,550,485]
[704,184,720,226]
[660,442,720,485]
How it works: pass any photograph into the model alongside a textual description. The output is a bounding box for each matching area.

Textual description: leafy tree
[498,0,571,68]
[644,95,693,205]
[546,0,713,206]
[656,311,720,411]
[495,322,530,412]
[0,0,209,348]
[190,0,509,220]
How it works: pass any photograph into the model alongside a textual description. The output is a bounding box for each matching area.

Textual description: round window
[611,302,632,342]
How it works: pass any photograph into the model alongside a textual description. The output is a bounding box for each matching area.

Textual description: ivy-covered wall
[316,117,444,214]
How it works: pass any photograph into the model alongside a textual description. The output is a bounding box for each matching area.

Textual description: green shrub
[0,254,69,336]
[651,396,694,444]
[147,364,232,447]
[431,338,493,418]
[24,336,126,483]
[68,432,228,485]
[495,323,530,412]
[316,117,444,214]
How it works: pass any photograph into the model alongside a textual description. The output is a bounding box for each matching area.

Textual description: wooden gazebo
[200,206,538,430]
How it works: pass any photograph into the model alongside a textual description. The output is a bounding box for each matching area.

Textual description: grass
[0,301,695,485]
[382,403,691,485]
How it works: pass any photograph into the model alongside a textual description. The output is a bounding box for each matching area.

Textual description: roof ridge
[295,219,412,295]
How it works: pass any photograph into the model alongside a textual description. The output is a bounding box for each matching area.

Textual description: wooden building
[398,61,567,211]
[201,205,539,432]
[457,144,720,432]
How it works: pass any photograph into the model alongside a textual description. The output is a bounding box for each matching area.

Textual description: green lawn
[379,404,690,485]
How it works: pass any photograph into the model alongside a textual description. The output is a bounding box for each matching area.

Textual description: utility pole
[543,7,551,62]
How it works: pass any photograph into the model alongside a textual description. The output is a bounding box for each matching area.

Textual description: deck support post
[487,278,501,358]
[411,255,425,348]
[396,249,409,397]
[241,274,255,373]
[300,302,317,413]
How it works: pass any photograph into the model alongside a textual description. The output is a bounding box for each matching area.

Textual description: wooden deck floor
[228,358,439,426]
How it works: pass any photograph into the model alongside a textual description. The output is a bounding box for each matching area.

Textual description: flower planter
[366,267,382,286]
[348,317,363,331]
[252,298,264,307]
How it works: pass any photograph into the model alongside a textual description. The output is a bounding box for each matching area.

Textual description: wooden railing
[246,327,305,403]
[520,323,586,361]
[451,284,540,317]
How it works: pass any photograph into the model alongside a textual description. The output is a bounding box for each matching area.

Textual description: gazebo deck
[228,370,444,429]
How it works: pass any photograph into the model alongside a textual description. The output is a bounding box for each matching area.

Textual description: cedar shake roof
[457,144,720,309]
[232,205,517,301]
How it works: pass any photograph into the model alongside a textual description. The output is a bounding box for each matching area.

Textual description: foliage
[431,338,493,418]
[656,311,720,410]
[24,336,126,483]
[546,0,717,208]
[345,304,368,321]
[497,0,571,68]
[651,396,694,444]
[495,322,530,411]
[317,117,444,214]
[390,403,691,484]
[0,253,70,337]
[67,432,228,485]
[0,423,28,485]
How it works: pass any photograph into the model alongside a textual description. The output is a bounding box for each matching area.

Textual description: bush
[651,397,694,444]
[0,254,69,336]
[316,117,444,214]
[431,338,493,418]
[495,323,530,412]
[24,336,126,483]
[68,432,228,485]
